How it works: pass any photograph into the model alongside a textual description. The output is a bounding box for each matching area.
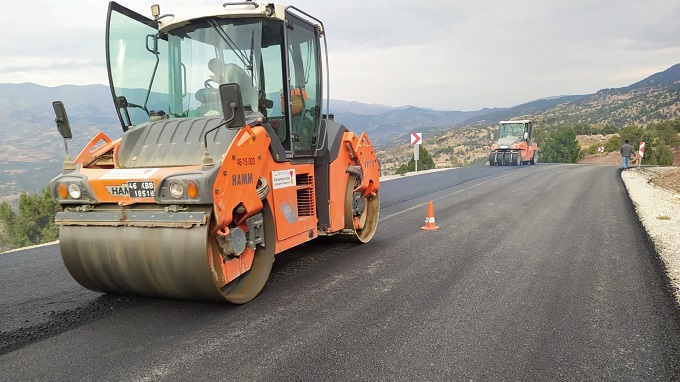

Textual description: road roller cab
[489,120,538,166]
[49,1,380,304]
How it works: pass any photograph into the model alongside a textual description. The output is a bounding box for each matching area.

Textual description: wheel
[530,152,536,165]
[222,203,276,304]
[343,174,380,243]
[513,152,520,166]
[503,152,511,166]
[489,152,496,166]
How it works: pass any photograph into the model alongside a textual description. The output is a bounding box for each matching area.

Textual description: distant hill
[0,83,121,203]
[328,100,396,115]
[334,64,680,146]
[0,62,678,199]
[520,63,680,129]
[626,63,680,90]
[331,107,491,147]
[455,95,587,127]
[0,83,120,153]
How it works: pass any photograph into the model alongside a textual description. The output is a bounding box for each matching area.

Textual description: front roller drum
[59,205,275,303]
[60,223,219,301]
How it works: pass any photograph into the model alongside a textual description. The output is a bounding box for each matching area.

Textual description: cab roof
[499,120,532,124]
[154,2,293,32]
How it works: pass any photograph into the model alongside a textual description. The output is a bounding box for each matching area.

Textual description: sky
[1,0,679,111]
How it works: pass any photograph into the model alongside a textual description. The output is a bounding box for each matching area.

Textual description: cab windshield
[499,123,525,138]
[107,14,285,126]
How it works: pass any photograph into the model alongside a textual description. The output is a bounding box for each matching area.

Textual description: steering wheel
[204,78,218,88]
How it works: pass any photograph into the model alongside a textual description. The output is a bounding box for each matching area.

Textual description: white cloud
[1,0,678,110]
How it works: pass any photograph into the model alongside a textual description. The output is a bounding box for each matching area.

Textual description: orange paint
[73,133,121,169]
[56,122,381,291]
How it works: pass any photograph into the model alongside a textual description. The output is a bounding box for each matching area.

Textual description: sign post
[638,141,645,169]
[411,133,422,173]
[598,146,604,157]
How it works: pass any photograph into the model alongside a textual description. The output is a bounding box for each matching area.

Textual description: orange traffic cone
[421,201,440,230]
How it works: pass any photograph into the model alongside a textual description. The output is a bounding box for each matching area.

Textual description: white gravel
[621,167,680,305]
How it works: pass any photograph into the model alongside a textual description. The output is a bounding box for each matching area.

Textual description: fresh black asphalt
[1,164,678,380]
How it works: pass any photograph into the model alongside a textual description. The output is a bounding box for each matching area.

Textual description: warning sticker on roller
[100,168,159,180]
[272,169,296,189]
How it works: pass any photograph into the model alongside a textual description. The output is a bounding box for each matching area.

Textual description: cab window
[285,13,321,156]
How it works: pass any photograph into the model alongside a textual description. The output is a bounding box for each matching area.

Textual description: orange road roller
[49,1,380,303]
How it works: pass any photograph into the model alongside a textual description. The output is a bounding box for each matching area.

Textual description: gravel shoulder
[622,166,680,305]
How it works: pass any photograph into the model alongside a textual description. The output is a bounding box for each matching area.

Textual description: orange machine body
[49,1,381,303]
[55,120,379,289]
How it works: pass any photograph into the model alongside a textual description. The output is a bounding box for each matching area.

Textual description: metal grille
[296,174,315,217]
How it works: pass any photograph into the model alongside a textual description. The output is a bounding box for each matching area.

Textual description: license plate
[127,181,155,198]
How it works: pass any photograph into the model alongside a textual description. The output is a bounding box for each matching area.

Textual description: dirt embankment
[650,168,680,195]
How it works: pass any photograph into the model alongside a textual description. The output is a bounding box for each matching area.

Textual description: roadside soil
[651,167,680,194]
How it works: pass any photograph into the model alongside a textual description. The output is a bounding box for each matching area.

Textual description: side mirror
[523,131,529,140]
[52,101,75,171]
[219,83,246,129]
[52,101,72,139]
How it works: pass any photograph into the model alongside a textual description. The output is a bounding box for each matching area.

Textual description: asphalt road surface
[1,164,679,381]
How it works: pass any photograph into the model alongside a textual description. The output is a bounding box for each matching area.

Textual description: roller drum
[59,224,226,302]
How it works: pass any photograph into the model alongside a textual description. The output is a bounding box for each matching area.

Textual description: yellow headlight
[186,181,199,199]
[58,183,68,199]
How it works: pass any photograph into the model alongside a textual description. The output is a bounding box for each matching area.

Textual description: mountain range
[332,63,680,147]
[0,63,678,201]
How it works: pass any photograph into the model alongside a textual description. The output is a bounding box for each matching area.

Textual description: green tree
[532,126,548,147]
[639,131,655,165]
[651,122,680,147]
[653,139,674,166]
[395,145,436,174]
[601,124,618,134]
[574,123,594,135]
[0,186,59,249]
[0,203,17,248]
[619,125,646,147]
[539,127,581,163]
[586,143,600,155]
[604,135,623,152]
[672,119,680,133]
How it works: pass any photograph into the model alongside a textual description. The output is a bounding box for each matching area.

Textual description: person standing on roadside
[620,139,635,169]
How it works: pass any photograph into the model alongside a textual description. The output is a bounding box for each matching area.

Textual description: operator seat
[222,63,258,113]
[194,88,220,116]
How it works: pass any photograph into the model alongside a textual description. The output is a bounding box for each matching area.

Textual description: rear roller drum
[343,174,380,243]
